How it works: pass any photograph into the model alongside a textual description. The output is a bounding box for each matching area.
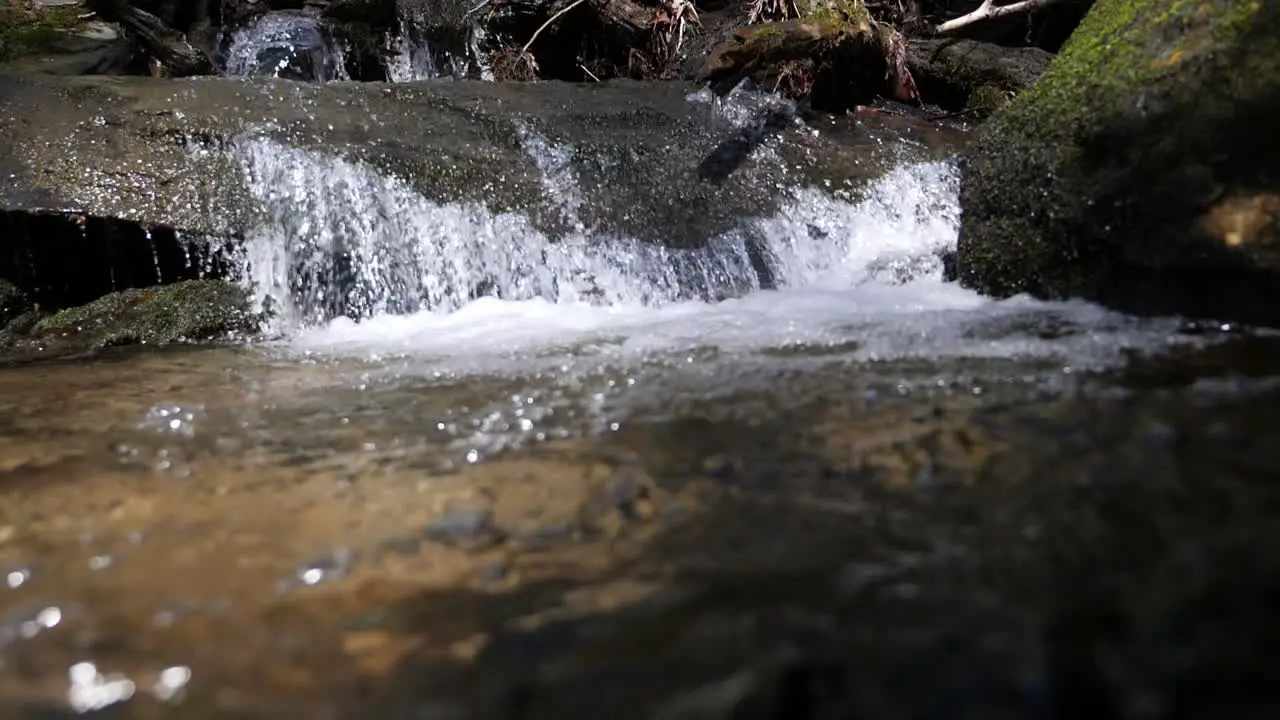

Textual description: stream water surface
[2,84,1280,718]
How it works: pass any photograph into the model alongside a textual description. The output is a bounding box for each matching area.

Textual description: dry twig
[492,0,589,81]
[935,0,1062,35]
[521,0,590,54]
[651,0,701,59]
[746,0,800,24]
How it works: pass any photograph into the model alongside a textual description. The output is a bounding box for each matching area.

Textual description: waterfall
[221,11,348,83]
[229,130,959,330]
[385,17,440,82]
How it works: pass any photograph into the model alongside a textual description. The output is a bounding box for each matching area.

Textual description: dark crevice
[0,211,237,311]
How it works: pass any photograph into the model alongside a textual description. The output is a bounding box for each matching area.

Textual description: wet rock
[424,506,505,550]
[15,279,262,351]
[956,0,1280,326]
[0,72,931,252]
[905,38,1051,115]
[476,562,511,584]
[514,520,578,548]
[598,470,653,521]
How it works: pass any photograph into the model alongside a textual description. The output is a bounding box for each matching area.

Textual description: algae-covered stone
[0,278,28,329]
[30,279,262,349]
[0,4,87,62]
[956,0,1280,324]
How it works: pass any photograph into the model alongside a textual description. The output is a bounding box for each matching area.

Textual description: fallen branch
[521,0,589,54]
[934,0,1062,36]
[86,0,212,76]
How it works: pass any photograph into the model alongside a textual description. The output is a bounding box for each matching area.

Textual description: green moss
[803,0,870,31]
[32,280,263,349]
[997,0,1267,144]
[957,0,1280,318]
[965,85,1011,115]
[0,5,87,62]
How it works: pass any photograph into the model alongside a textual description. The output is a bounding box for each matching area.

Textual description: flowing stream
[1,81,1277,718]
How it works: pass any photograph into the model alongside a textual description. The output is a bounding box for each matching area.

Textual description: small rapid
[226,115,1196,377]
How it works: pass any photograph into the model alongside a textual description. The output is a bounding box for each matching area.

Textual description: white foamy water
[222,11,348,82]
[226,127,1197,379]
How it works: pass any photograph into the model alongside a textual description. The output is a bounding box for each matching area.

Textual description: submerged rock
[956,0,1280,325]
[19,279,261,351]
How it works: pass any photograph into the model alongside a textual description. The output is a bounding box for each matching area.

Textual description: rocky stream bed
[1,0,1279,717]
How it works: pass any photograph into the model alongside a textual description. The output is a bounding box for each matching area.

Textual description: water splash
[222,11,348,83]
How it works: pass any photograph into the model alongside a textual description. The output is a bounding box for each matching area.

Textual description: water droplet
[294,549,355,588]
[5,568,30,589]
[37,606,62,628]
[153,665,192,702]
[67,660,136,713]
[140,404,204,439]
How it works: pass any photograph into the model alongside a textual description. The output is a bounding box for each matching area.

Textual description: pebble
[424,506,503,550]
[477,562,510,584]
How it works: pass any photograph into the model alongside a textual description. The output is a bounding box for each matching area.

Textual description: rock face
[0,72,947,247]
[955,0,1280,325]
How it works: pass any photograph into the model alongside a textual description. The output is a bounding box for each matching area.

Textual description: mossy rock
[956,0,1280,325]
[698,0,912,106]
[904,38,1050,112]
[0,5,87,62]
[30,279,264,349]
[964,85,1011,115]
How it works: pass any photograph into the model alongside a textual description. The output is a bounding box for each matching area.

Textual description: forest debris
[493,0,586,80]
[700,0,921,107]
[746,0,800,25]
[492,45,539,80]
[699,18,874,95]
[86,0,211,76]
[879,24,918,102]
[650,0,700,59]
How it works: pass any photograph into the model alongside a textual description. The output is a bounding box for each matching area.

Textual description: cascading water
[385,17,494,81]
[227,120,1195,375]
[232,135,953,323]
[385,18,440,82]
[221,11,348,82]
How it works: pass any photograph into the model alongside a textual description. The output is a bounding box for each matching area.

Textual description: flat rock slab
[0,73,959,247]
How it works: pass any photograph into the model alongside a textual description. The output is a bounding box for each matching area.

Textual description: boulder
[905,38,1052,115]
[955,0,1280,325]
